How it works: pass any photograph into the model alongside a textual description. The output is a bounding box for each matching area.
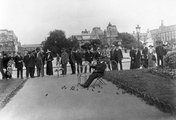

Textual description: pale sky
[0,0,176,44]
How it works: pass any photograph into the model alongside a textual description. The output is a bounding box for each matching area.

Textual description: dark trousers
[70,62,76,74]
[29,67,34,78]
[157,55,163,67]
[17,67,23,79]
[62,63,67,75]
[117,60,123,70]
[26,67,29,78]
[37,67,41,77]
[83,72,103,87]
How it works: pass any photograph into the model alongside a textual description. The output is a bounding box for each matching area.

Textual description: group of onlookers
[0,47,54,79]
[129,42,168,69]
[55,45,124,76]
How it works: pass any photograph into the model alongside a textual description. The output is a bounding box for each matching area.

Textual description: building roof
[21,44,41,48]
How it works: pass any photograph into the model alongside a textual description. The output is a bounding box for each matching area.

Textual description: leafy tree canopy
[118,32,143,49]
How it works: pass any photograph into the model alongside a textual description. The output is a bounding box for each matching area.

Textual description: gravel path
[0,74,174,120]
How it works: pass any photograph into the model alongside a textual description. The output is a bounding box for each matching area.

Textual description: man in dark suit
[114,45,123,70]
[14,52,23,79]
[75,48,83,74]
[80,57,106,88]
[69,48,76,74]
[155,42,165,67]
[23,50,30,78]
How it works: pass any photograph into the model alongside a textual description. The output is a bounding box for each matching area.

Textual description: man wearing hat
[80,56,106,88]
[114,45,123,70]
[155,42,165,67]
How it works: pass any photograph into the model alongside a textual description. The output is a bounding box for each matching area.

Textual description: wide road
[0,73,174,120]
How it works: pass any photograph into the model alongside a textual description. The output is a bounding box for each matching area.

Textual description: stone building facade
[71,22,120,46]
[0,29,20,56]
[150,21,176,47]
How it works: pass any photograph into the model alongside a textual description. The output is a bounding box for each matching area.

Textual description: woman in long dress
[46,50,53,75]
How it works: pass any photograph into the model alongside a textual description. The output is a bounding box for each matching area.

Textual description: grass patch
[103,69,176,114]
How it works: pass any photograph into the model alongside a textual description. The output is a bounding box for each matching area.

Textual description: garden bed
[103,69,176,114]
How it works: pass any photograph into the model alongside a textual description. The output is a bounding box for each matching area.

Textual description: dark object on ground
[45,94,48,96]
[103,69,176,114]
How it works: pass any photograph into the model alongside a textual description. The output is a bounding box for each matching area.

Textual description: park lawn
[0,78,27,110]
[103,69,176,114]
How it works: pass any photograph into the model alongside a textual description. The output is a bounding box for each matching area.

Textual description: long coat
[114,49,123,62]
[36,51,44,69]
[134,50,141,69]
[61,51,69,65]
[130,49,136,69]
[46,53,53,75]
[14,55,23,69]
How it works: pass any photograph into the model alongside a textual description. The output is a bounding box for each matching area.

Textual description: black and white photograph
[0,0,176,120]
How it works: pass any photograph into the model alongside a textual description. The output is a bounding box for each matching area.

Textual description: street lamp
[136,25,141,48]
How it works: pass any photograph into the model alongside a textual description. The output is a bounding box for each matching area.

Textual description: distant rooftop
[21,44,41,48]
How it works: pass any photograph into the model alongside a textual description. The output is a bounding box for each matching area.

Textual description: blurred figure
[142,45,148,68]
[36,47,44,77]
[23,50,30,78]
[92,48,100,61]
[14,52,23,79]
[148,45,156,68]
[0,52,5,79]
[75,48,83,74]
[61,48,69,75]
[84,49,92,73]
[28,51,36,78]
[155,42,165,67]
[69,48,76,74]
[5,56,14,79]
[129,46,136,69]
[134,48,141,69]
[110,45,116,70]
[114,45,123,70]
[46,49,53,75]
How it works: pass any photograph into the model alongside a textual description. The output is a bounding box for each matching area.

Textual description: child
[5,57,14,79]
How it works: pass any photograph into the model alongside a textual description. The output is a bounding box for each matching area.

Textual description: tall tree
[119,32,143,49]
[43,30,69,55]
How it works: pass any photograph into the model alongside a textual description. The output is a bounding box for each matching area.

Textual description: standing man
[28,51,36,78]
[0,52,5,79]
[110,45,116,70]
[61,48,69,75]
[75,48,83,74]
[114,45,123,70]
[14,52,23,79]
[36,47,44,77]
[69,48,76,75]
[23,50,29,78]
[155,42,165,67]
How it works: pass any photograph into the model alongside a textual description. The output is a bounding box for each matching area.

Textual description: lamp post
[136,25,141,48]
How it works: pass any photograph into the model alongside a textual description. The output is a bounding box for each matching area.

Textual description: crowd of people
[129,42,168,69]
[0,42,169,81]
